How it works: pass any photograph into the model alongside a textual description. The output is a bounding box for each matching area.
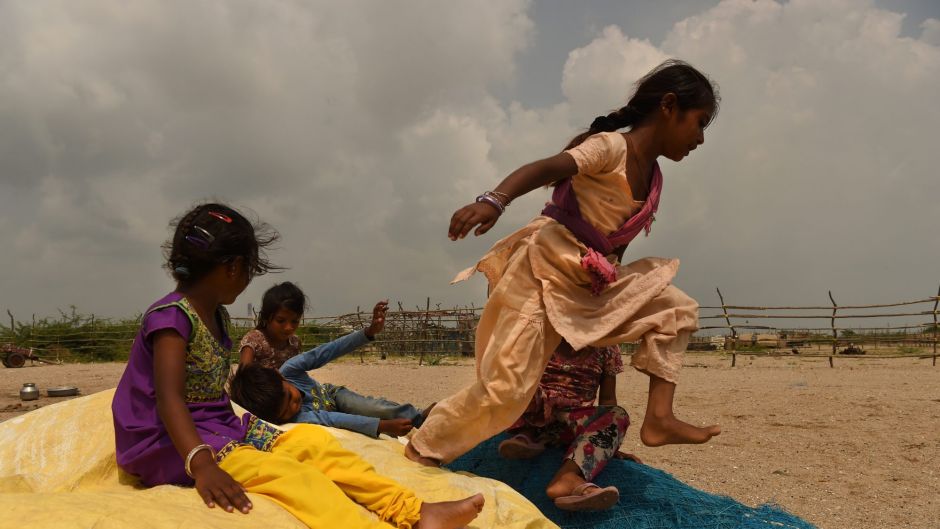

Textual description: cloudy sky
[1,0,938,322]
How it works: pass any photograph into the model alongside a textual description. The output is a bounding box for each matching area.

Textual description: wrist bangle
[185,443,215,478]
[475,194,505,214]
[488,190,512,206]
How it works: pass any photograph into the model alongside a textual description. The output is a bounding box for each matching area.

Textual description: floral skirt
[510,405,630,481]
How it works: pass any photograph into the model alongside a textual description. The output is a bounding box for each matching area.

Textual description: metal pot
[19,382,40,401]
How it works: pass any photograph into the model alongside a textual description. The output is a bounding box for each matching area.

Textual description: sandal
[498,434,545,459]
[553,482,619,511]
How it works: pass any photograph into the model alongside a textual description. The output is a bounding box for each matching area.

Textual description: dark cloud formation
[0,0,937,323]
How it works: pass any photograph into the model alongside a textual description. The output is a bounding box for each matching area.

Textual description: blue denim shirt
[279,330,379,437]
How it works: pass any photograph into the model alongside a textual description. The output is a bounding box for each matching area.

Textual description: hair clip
[208,211,233,223]
[185,235,211,250]
[193,225,215,243]
[173,266,191,279]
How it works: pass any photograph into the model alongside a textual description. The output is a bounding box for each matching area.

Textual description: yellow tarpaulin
[0,390,557,529]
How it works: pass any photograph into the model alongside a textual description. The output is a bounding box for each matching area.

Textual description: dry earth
[1,354,938,529]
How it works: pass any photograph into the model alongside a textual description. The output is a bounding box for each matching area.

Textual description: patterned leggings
[509,405,630,481]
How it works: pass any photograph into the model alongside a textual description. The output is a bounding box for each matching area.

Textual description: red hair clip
[208,211,232,223]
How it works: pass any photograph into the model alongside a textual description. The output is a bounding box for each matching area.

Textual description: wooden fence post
[419,297,430,366]
[355,306,365,364]
[932,284,938,367]
[717,288,737,367]
[6,310,14,345]
[828,291,837,368]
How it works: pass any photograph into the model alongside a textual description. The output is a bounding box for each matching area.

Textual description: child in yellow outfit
[408,60,722,468]
[220,425,424,528]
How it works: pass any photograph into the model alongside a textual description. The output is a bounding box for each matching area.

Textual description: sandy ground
[1,354,938,529]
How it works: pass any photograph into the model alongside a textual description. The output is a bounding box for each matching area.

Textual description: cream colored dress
[411,132,699,463]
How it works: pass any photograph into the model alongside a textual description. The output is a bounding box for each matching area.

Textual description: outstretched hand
[365,300,389,339]
[448,202,501,241]
[378,418,414,437]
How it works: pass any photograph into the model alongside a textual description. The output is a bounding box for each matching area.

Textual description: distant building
[738,333,787,348]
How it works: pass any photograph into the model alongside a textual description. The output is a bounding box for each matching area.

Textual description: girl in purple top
[112,203,483,529]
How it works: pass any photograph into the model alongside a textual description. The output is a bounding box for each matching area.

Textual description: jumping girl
[407,59,722,468]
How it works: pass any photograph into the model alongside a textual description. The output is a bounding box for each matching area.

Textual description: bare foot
[415,493,485,529]
[640,415,721,447]
[405,441,442,467]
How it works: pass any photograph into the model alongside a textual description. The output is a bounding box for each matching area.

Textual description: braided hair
[565,59,720,150]
[162,203,281,285]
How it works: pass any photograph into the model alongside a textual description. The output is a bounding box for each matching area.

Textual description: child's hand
[449,202,500,240]
[192,460,253,514]
[378,418,414,437]
[615,451,643,464]
[365,300,389,339]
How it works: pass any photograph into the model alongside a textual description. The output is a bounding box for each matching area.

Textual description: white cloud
[0,0,534,316]
[561,26,668,125]
[0,0,937,322]
[654,0,940,305]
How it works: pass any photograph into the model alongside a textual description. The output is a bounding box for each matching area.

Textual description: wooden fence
[697,286,940,367]
[0,300,483,365]
[2,290,938,367]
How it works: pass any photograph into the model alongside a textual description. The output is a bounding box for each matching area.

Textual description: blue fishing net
[447,434,816,529]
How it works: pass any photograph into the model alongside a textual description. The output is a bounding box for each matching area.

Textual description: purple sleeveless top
[111,292,249,486]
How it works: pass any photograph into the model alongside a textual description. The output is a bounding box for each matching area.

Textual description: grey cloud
[1,0,937,325]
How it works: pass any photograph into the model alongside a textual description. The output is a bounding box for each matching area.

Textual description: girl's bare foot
[641,374,721,446]
[405,441,442,467]
[415,494,485,529]
[639,415,721,446]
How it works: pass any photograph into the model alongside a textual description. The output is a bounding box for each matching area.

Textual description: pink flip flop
[497,434,546,459]
[554,482,620,511]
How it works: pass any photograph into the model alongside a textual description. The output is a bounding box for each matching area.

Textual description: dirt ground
[1,354,937,529]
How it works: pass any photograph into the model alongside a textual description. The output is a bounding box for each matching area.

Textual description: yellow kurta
[411,132,699,463]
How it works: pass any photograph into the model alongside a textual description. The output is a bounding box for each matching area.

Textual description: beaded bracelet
[185,443,215,478]
[476,193,505,214]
